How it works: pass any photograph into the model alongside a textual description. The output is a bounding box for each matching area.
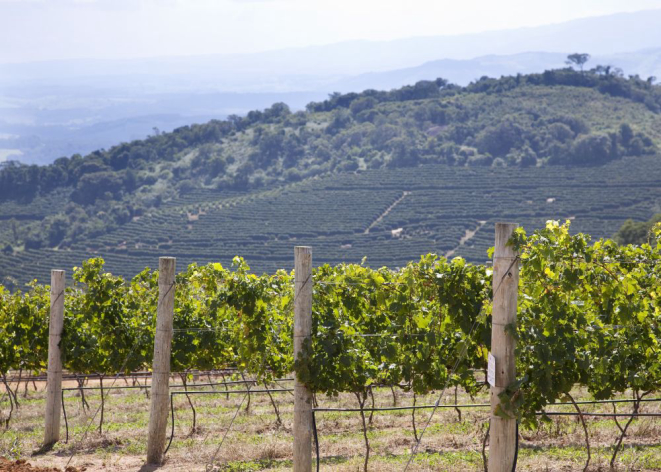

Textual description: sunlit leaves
[1,219,660,428]
[512,220,661,425]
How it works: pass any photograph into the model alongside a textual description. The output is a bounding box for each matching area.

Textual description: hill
[4,9,661,166]
[1,69,660,285]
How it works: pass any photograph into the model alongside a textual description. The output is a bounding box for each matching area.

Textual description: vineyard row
[0,220,660,470]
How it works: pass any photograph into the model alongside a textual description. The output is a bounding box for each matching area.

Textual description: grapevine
[0,220,659,469]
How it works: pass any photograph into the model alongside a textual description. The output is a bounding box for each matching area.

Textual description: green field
[2,155,660,285]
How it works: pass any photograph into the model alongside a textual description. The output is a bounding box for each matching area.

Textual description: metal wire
[313,396,661,413]
[315,281,406,287]
[173,388,293,396]
[64,337,143,468]
[317,331,428,338]
[403,254,518,472]
[172,327,231,333]
[204,289,291,469]
[204,387,253,472]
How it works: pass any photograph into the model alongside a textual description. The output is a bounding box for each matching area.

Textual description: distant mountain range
[329,48,661,93]
[4,9,661,85]
[1,9,661,165]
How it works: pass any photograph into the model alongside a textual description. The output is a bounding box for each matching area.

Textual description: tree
[72,171,123,204]
[594,65,613,76]
[570,133,616,165]
[8,218,19,244]
[566,53,591,73]
[614,214,661,245]
[46,214,69,247]
[349,97,377,115]
[387,137,419,168]
[619,123,634,147]
[476,119,525,157]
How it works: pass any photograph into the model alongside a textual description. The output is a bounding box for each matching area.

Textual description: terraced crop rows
[2,156,660,285]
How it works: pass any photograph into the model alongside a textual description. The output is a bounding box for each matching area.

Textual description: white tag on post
[487,353,496,387]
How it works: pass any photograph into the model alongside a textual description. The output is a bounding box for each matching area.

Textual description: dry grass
[1,376,661,471]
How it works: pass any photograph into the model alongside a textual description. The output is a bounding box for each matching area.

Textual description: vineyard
[0,221,660,470]
[3,155,661,289]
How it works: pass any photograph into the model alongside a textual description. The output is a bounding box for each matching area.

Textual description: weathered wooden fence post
[44,269,65,447]
[489,223,519,472]
[147,257,176,464]
[293,246,313,472]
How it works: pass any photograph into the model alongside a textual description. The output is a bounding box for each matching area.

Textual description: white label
[487,353,496,387]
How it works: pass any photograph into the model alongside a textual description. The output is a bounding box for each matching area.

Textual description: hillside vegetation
[0,68,660,284]
[615,213,661,245]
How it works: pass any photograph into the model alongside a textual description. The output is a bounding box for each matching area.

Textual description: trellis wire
[403,254,519,472]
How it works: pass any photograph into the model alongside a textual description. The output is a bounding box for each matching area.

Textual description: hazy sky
[2,0,661,64]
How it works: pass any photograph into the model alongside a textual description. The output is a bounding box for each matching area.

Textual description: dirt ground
[1,374,660,471]
[0,458,83,472]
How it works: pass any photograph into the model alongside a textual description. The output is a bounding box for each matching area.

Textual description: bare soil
[0,458,83,472]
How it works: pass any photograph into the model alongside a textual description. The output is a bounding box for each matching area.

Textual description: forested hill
[1,68,661,285]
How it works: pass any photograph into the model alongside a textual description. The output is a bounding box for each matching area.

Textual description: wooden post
[44,269,65,447]
[489,223,519,472]
[147,257,176,464]
[293,246,313,472]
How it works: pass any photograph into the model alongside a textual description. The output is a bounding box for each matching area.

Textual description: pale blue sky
[1,0,661,63]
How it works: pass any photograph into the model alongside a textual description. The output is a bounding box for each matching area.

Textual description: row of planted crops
[1,221,661,467]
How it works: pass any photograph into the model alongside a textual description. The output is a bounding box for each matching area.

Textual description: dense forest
[0,66,660,256]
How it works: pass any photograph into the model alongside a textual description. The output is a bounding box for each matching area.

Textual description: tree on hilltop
[566,53,591,72]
